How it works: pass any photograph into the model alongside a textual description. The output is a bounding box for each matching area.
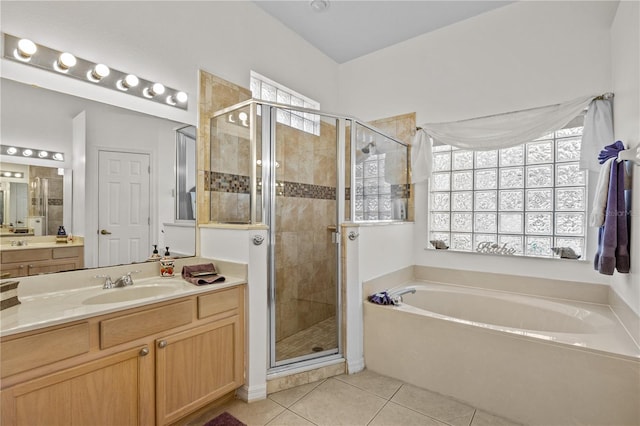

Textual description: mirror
[0,77,196,272]
[0,164,67,236]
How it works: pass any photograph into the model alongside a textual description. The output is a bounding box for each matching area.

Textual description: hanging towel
[594,141,630,275]
[589,157,614,227]
[411,129,432,183]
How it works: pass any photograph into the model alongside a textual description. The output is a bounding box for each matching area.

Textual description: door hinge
[331,231,340,244]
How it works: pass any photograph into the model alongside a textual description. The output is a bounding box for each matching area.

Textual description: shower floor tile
[276,316,337,361]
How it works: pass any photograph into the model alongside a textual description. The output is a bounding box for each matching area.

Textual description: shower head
[361,142,375,154]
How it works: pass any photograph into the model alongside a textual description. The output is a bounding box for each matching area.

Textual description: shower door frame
[261,103,346,371]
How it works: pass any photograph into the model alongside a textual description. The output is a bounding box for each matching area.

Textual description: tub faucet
[389,287,416,304]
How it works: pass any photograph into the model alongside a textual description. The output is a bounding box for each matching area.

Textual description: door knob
[100,229,112,235]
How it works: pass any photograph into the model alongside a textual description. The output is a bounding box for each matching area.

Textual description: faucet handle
[124,270,141,285]
[95,274,114,289]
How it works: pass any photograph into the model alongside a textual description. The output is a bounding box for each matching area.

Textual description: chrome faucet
[388,287,416,304]
[96,275,114,289]
[113,271,138,288]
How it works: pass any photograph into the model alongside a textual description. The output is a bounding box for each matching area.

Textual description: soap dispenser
[160,247,175,277]
[56,225,68,244]
[148,244,161,261]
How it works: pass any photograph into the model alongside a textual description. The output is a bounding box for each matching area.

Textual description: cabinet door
[156,315,244,425]
[0,345,154,426]
[0,264,26,278]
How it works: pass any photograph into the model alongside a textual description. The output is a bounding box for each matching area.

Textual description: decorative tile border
[30,198,64,206]
[208,171,335,200]
[209,171,251,194]
[284,181,335,200]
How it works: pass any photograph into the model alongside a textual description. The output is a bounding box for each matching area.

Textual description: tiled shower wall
[367,113,416,221]
[275,119,338,343]
[197,70,252,225]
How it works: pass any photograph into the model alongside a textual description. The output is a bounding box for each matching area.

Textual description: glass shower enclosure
[210,100,409,370]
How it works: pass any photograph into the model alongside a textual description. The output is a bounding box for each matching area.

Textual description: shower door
[266,106,343,368]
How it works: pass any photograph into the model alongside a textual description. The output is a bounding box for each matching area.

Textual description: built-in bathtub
[363,280,640,426]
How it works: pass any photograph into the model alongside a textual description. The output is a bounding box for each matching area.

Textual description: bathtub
[363,281,640,426]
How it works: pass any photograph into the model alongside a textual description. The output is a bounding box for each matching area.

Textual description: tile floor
[185,369,523,426]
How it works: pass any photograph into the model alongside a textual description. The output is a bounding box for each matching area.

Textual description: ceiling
[254,1,514,63]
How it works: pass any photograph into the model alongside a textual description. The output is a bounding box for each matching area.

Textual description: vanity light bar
[1,145,64,162]
[0,170,24,178]
[2,33,188,111]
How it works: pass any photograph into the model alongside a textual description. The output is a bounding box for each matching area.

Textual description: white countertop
[0,275,246,337]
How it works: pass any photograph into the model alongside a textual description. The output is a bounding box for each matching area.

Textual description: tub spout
[388,287,416,304]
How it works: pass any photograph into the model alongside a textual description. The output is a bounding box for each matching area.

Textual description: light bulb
[166,91,188,106]
[16,39,37,60]
[6,147,17,155]
[56,52,77,71]
[144,83,165,98]
[22,149,33,157]
[38,151,49,158]
[52,153,64,161]
[119,74,139,90]
[175,91,188,103]
[88,63,110,81]
[3,172,11,177]
[238,112,248,121]
[151,83,165,95]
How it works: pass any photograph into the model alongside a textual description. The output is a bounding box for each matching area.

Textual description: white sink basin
[82,284,178,305]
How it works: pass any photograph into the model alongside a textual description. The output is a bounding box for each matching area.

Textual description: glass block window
[429,123,586,258]
[250,71,320,136]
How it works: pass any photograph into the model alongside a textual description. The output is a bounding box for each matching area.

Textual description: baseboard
[346,357,365,374]
[236,383,267,402]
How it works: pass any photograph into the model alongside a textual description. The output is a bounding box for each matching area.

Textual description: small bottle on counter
[148,244,161,261]
[160,247,175,277]
[56,225,68,244]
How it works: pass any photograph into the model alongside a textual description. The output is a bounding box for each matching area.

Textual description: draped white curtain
[411,94,610,183]
[580,97,614,172]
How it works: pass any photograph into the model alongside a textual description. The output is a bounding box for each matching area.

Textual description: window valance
[412,94,613,183]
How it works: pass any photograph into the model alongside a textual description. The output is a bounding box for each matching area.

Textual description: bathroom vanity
[0,272,246,425]
[0,238,84,278]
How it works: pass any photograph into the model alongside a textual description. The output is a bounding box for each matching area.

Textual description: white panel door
[98,151,150,267]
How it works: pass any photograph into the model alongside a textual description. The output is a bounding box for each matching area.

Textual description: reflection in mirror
[176,126,196,221]
[0,77,196,275]
[0,164,66,236]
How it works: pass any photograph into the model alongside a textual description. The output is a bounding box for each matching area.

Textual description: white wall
[339,1,619,286]
[83,104,180,267]
[610,0,640,315]
[1,1,340,124]
[200,227,269,402]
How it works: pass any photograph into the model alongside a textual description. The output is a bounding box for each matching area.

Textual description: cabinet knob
[139,347,149,357]
[158,340,168,349]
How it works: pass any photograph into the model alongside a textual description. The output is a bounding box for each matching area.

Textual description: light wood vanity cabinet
[1,345,153,426]
[0,285,245,426]
[0,246,84,278]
